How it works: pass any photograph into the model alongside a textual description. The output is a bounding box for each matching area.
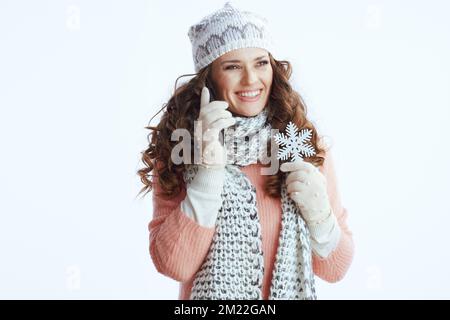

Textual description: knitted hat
[187,1,276,73]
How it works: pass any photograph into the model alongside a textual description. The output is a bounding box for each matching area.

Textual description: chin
[230,106,265,117]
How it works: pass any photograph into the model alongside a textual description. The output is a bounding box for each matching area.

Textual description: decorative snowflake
[274,121,316,162]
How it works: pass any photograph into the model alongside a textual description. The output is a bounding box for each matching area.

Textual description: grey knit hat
[187,1,276,73]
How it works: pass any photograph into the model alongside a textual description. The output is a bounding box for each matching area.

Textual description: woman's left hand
[280,159,332,224]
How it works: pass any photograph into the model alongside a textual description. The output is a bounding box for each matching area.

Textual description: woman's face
[210,47,273,117]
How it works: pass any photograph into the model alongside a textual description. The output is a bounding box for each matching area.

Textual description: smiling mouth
[236,89,262,102]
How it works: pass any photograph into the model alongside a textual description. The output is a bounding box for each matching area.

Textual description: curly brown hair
[137,53,328,199]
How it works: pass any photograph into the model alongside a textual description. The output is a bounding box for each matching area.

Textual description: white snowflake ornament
[274,121,316,162]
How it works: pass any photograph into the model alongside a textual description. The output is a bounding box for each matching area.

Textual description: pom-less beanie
[187,1,276,72]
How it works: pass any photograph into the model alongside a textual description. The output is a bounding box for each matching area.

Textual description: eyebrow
[220,55,268,65]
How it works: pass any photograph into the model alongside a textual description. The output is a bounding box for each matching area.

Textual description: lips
[236,89,262,102]
[236,89,263,95]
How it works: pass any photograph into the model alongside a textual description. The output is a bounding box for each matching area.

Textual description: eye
[224,60,269,71]
[257,60,269,67]
[225,65,239,70]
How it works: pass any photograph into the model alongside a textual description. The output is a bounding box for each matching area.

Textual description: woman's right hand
[196,87,236,168]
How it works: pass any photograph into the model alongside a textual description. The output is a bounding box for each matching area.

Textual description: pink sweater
[148,152,354,299]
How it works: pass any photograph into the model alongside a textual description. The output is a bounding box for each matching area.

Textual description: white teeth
[238,90,261,97]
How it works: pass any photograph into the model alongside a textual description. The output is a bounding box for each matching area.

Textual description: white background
[1,0,449,299]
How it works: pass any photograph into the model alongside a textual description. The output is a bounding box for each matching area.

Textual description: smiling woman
[138,1,354,300]
[210,47,273,117]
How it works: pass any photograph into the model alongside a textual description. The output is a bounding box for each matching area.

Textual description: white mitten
[180,87,236,227]
[280,159,341,257]
[195,87,236,168]
[280,159,332,224]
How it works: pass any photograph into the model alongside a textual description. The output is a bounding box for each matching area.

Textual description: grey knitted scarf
[183,108,316,300]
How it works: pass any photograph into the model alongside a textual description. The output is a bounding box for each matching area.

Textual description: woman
[138,2,354,299]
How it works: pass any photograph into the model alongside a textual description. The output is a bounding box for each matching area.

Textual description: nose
[241,68,258,85]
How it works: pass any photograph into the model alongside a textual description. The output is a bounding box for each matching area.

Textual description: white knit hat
[187,1,276,73]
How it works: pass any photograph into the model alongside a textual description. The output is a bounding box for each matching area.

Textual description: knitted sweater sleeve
[148,165,217,283]
[313,151,355,283]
